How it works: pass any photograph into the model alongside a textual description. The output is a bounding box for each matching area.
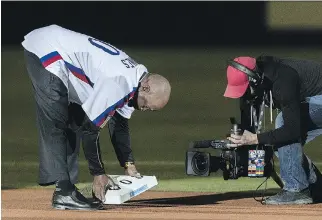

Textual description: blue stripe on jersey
[40,51,94,87]
[40,51,60,62]
[93,87,137,127]
[40,51,63,67]
[65,62,94,87]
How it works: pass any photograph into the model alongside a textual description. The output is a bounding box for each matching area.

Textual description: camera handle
[189,139,233,150]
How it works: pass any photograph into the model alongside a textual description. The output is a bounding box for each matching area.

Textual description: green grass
[143,177,279,192]
[2,46,322,191]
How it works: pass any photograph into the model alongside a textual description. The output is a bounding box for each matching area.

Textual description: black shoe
[52,184,104,211]
[309,164,322,203]
[263,188,313,205]
[91,191,103,204]
[310,182,322,203]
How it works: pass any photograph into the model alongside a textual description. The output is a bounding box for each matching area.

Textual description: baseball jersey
[22,25,148,128]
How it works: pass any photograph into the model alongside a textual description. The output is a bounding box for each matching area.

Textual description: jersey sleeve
[82,75,137,128]
[116,104,135,119]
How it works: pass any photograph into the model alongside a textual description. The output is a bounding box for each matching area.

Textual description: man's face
[137,92,154,111]
[135,81,153,111]
[128,87,155,111]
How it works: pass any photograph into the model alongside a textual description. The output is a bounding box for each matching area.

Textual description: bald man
[22,24,171,210]
[68,73,171,203]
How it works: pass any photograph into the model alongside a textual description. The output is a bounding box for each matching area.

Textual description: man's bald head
[137,73,171,111]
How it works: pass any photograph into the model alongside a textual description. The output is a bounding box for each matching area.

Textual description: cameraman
[224,56,322,205]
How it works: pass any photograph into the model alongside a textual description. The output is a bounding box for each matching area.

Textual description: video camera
[185,118,283,188]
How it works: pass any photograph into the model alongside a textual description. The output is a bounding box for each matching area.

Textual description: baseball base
[103,175,158,204]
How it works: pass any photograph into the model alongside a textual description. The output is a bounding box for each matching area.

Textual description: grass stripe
[2,161,185,167]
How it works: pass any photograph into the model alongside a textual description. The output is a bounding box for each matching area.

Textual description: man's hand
[92,174,120,202]
[227,130,259,147]
[124,162,142,179]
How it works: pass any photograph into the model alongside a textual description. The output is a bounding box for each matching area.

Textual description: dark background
[2,1,322,47]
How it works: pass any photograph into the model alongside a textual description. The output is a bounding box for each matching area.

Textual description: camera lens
[192,152,209,175]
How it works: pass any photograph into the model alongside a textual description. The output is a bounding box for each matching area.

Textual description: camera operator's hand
[227,130,258,146]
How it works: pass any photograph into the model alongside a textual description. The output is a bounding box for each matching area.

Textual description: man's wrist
[124,161,135,169]
[91,169,106,176]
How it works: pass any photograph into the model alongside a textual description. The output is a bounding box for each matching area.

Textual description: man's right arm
[257,64,302,146]
[81,116,106,176]
[68,102,106,176]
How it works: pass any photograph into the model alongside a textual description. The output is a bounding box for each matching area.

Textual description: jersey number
[88,38,120,55]
[89,37,137,69]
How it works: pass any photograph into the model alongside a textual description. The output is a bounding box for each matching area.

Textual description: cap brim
[223,81,249,98]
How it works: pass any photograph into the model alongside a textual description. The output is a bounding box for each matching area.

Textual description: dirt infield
[2,189,322,220]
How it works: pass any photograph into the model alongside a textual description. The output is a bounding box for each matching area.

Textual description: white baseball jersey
[22,25,148,128]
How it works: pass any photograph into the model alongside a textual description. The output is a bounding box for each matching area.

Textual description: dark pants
[275,95,322,191]
[25,49,72,185]
[24,50,103,185]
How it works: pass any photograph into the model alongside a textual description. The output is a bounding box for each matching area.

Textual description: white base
[103,175,158,204]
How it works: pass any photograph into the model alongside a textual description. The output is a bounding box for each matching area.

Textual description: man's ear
[140,81,150,93]
[142,85,150,92]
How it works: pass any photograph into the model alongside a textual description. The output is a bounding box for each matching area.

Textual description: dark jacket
[242,56,322,146]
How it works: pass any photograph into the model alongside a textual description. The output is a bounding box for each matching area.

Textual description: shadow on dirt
[127,189,280,206]
[107,203,176,208]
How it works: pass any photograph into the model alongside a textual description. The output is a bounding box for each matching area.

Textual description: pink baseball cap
[223,56,256,98]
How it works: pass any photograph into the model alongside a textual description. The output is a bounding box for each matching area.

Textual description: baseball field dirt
[2,189,322,220]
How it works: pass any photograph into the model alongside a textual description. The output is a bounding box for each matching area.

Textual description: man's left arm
[107,111,134,167]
